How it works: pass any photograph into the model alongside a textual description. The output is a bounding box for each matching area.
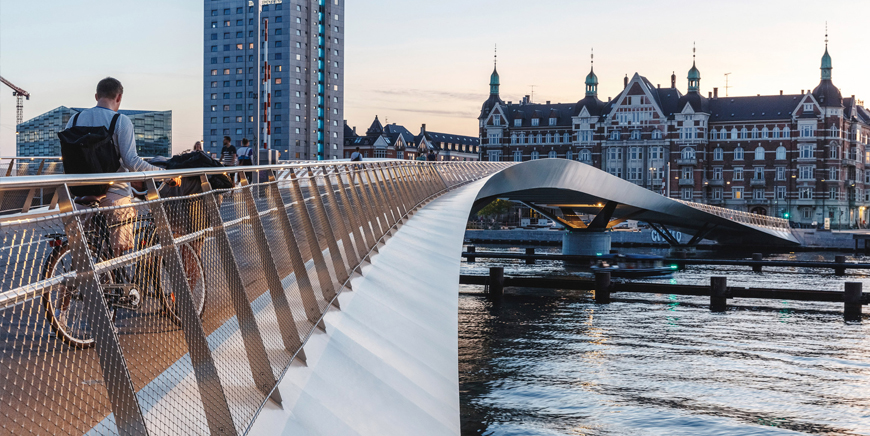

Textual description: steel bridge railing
[675,199,792,231]
[0,160,510,436]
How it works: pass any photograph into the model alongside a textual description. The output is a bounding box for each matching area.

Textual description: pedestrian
[236,138,254,183]
[350,146,363,162]
[193,141,203,152]
[427,150,437,162]
[220,136,237,167]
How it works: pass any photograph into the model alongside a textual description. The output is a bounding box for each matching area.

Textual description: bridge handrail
[0,160,511,435]
[675,199,791,231]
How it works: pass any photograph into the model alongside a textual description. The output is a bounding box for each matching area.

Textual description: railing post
[594,271,611,304]
[342,165,378,252]
[710,276,728,312]
[385,163,412,216]
[198,174,282,405]
[845,282,862,322]
[488,266,504,297]
[305,167,351,291]
[267,170,324,327]
[399,163,423,208]
[237,173,307,355]
[375,163,402,226]
[144,179,238,436]
[56,185,150,436]
[835,255,847,276]
[328,166,369,261]
[320,165,362,269]
[361,166,392,233]
[286,169,337,304]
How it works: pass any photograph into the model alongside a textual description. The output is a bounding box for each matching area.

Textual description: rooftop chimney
[421,123,426,134]
[713,88,718,98]
[671,72,676,88]
[779,90,783,95]
[624,75,629,88]
[546,100,551,105]
[708,92,712,98]
[658,84,661,88]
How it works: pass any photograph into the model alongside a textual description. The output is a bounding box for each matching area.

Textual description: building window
[681,147,695,159]
[776,167,785,181]
[754,167,764,180]
[566,150,573,160]
[798,166,814,180]
[751,127,759,139]
[761,127,769,139]
[610,130,620,140]
[799,144,814,159]
[493,117,501,126]
[829,167,840,181]
[829,187,839,200]
[652,129,663,140]
[514,119,522,127]
[799,187,814,200]
[548,150,557,159]
[733,167,744,181]
[487,150,502,161]
[581,130,593,142]
[579,149,591,162]
[549,118,557,126]
[733,187,744,200]
[734,146,744,160]
[731,128,739,140]
[531,118,540,127]
[531,151,540,160]
[772,127,780,138]
[800,124,815,138]
[713,167,723,180]
[804,103,814,112]
[830,145,839,159]
[713,188,723,200]
[631,130,641,140]
[713,147,723,161]
[754,189,765,200]
[513,150,522,162]
[776,186,786,200]
[754,146,765,160]
[776,146,786,160]
[488,133,500,145]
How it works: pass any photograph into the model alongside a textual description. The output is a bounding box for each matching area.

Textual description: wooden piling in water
[845,282,862,322]
[752,253,763,273]
[525,248,535,265]
[467,246,476,263]
[835,255,846,276]
[594,271,611,304]
[488,267,504,297]
[710,276,728,312]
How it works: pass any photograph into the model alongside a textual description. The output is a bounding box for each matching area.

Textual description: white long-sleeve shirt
[66,106,161,197]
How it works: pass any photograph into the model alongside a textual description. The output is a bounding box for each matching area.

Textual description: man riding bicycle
[62,77,170,253]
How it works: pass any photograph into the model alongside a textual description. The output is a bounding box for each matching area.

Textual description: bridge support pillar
[711,276,728,313]
[488,267,504,298]
[594,271,611,304]
[845,282,862,322]
[669,246,696,258]
[562,231,611,257]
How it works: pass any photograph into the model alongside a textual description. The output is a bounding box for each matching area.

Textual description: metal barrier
[675,199,791,231]
[0,160,509,436]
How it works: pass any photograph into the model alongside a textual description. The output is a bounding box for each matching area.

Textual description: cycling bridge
[0,159,796,436]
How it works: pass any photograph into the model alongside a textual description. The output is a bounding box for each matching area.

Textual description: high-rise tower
[203,0,345,161]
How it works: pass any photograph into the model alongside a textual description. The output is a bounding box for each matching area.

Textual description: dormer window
[804,103,813,112]
[630,130,641,140]
[493,117,501,126]
[531,118,540,127]
[514,119,522,127]
[549,117,557,126]
[610,130,621,140]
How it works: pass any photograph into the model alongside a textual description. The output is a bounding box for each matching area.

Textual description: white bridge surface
[248,178,489,436]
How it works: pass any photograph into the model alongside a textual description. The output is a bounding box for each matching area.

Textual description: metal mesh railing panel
[0,161,505,436]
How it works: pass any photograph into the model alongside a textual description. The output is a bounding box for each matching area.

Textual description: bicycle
[41,198,208,348]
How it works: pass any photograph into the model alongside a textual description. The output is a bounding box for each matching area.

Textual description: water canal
[459,247,870,435]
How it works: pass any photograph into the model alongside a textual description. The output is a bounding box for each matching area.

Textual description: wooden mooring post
[845,282,862,322]
[835,255,847,276]
[488,267,504,298]
[594,271,611,304]
[710,276,728,312]
[525,248,536,265]
[467,246,476,263]
[752,253,763,273]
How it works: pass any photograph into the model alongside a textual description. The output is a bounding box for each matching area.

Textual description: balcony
[750,178,766,187]
[707,178,724,186]
[676,158,697,166]
[679,178,695,187]
[842,158,859,167]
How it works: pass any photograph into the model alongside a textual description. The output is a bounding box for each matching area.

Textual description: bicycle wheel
[42,243,117,349]
[159,242,207,325]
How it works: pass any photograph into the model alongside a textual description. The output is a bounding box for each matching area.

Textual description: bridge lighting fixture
[670,264,678,270]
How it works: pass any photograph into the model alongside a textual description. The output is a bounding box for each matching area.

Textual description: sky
[1,0,869,156]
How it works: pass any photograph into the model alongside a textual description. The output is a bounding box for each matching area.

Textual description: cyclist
[64,77,167,253]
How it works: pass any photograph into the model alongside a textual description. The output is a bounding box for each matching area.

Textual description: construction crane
[0,76,31,128]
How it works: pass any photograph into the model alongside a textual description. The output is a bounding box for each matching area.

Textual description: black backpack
[58,113,122,197]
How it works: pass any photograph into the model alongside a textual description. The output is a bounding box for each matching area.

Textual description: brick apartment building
[344,116,479,161]
[479,46,870,228]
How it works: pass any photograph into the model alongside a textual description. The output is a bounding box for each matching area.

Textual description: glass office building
[203,0,345,161]
[16,106,172,158]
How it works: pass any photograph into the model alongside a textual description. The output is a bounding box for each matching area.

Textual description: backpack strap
[72,113,80,127]
[108,114,121,135]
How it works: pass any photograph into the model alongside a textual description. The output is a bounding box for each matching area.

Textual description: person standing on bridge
[61,77,164,252]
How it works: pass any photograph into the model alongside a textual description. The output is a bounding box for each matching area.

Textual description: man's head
[242,138,250,147]
[94,77,124,111]
[223,136,231,146]
[355,147,360,152]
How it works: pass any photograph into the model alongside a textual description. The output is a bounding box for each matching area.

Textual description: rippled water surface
[459,247,870,435]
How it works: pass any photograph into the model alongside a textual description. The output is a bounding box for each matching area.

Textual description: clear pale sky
[1,0,868,156]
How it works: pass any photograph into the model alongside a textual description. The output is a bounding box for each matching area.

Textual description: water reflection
[459,247,870,435]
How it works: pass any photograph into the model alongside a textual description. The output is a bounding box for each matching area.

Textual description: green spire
[687,43,700,92]
[821,37,832,80]
[585,48,598,97]
[490,44,500,95]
